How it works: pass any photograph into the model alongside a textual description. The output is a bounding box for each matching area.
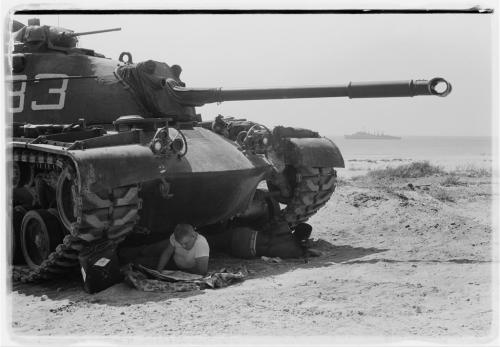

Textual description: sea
[327,136,496,178]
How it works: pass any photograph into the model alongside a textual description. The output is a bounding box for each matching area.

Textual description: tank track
[12,148,141,283]
[279,166,337,226]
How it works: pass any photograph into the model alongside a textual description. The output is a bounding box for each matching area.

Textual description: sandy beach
[7,162,496,341]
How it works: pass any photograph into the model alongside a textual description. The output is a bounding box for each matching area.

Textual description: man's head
[174,223,197,250]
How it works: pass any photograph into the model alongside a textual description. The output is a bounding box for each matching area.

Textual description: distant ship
[344,131,402,140]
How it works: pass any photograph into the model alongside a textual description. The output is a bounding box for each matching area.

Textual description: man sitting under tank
[119,223,210,276]
[156,223,210,275]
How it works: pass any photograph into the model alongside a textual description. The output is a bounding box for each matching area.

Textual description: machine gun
[64,28,122,37]
[49,27,121,49]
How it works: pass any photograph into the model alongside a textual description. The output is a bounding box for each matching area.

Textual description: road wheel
[20,209,65,270]
[12,205,27,265]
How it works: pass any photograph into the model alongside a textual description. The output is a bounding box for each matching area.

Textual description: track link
[12,148,141,283]
[279,166,337,226]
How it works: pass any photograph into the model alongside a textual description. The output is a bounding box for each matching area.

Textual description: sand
[7,171,496,341]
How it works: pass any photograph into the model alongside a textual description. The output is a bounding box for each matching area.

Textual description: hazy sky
[14,13,494,136]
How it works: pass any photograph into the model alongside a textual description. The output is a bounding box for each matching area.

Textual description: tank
[8,19,452,283]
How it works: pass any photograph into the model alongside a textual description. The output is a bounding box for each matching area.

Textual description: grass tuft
[335,176,349,186]
[455,165,492,178]
[367,161,444,179]
[441,174,462,186]
[432,188,455,202]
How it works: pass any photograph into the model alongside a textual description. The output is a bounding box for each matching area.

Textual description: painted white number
[7,75,27,113]
[31,74,68,110]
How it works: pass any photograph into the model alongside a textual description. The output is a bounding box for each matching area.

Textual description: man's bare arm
[187,256,209,275]
[156,243,174,271]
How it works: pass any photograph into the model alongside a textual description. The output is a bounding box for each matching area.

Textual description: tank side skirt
[12,146,141,283]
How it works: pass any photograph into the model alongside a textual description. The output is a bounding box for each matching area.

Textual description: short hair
[173,223,194,242]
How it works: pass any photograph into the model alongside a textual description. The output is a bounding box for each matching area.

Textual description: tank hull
[140,168,267,233]
[10,125,272,281]
[138,127,271,233]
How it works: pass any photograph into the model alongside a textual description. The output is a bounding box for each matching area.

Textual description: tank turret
[12,18,120,51]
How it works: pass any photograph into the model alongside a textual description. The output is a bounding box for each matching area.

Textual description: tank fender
[68,144,162,192]
[282,137,344,168]
[272,126,319,139]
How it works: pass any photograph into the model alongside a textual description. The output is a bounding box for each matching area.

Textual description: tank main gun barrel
[66,28,121,37]
[169,77,452,106]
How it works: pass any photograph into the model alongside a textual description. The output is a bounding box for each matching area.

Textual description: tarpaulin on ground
[123,264,247,293]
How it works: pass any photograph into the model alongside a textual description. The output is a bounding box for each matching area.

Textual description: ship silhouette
[344,131,402,140]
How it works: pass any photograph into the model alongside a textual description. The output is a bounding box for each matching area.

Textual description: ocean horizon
[326,135,495,177]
